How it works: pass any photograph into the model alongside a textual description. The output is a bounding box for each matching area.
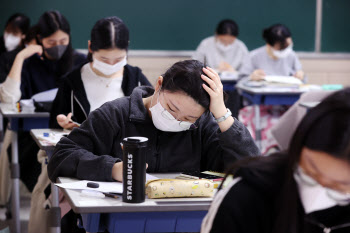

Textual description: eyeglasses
[160,109,198,130]
[159,92,198,130]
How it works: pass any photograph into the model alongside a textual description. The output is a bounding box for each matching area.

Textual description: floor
[0,182,31,233]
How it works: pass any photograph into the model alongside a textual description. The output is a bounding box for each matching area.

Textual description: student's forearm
[213,106,234,133]
[7,53,25,82]
[218,116,234,132]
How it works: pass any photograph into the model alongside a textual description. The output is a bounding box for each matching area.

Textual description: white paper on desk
[220,71,238,81]
[264,75,303,85]
[19,99,34,107]
[56,174,159,193]
[32,88,58,102]
[37,131,70,146]
[56,180,123,193]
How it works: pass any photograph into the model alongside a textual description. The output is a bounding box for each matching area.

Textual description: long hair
[87,16,129,62]
[37,10,74,76]
[221,88,350,233]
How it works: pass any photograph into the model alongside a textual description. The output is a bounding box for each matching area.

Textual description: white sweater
[81,63,124,112]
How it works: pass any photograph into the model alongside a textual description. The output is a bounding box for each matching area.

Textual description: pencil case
[145,179,214,199]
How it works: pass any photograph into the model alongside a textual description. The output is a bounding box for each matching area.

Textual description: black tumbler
[122,137,148,203]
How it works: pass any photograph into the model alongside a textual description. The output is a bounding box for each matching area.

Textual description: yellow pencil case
[145,179,214,199]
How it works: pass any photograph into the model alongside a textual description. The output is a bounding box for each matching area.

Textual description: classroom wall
[1,0,348,52]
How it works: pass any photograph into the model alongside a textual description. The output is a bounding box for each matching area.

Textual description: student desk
[59,175,211,233]
[30,128,67,233]
[221,80,236,92]
[31,129,212,233]
[0,104,50,233]
[235,83,317,150]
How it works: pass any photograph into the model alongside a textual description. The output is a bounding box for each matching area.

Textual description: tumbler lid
[122,137,148,147]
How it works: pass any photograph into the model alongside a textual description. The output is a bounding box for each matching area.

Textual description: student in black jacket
[0,10,86,102]
[48,59,260,183]
[202,88,350,233]
[50,16,151,129]
[0,11,86,192]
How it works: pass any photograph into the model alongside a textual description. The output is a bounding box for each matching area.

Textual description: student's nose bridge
[317,176,335,188]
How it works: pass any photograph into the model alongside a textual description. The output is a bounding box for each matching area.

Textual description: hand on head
[201,66,227,119]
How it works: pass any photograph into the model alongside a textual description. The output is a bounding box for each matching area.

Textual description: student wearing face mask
[48,60,259,184]
[0,11,86,197]
[238,24,305,154]
[49,16,151,130]
[239,24,304,81]
[202,88,350,233]
[193,19,248,73]
[0,10,86,103]
[0,13,30,56]
[0,25,38,83]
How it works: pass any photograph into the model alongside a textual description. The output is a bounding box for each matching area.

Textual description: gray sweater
[48,86,260,182]
[239,45,302,80]
[193,36,249,71]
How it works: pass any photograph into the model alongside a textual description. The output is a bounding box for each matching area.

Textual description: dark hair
[5,13,30,35]
[88,16,129,62]
[220,88,350,233]
[216,19,239,37]
[37,10,74,76]
[161,60,210,110]
[23,25,38,44]
[262,24,291,48]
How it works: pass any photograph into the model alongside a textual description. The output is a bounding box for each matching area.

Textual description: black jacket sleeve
[47,104,122,182]
[201,115,260,172]
[201,179,271,233]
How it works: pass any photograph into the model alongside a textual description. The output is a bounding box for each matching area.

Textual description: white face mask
[92,55,127,76]
[216,40,234,52]
[272,44,293,59]
[294,166,350,214]
[4,32,21,51]
[149,91,193,132]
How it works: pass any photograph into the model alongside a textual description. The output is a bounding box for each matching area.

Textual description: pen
[81,190,120,199]
[69,119,81,126]
[102,192,120,199]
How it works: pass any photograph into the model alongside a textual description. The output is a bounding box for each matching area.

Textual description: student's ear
[154,76,163,92]
[88,40,92,53]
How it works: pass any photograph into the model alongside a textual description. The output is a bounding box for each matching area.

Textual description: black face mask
[44,44,68,60]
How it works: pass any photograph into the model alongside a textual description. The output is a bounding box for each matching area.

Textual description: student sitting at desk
[193,19,248,73]
[238,24,305,154]
[0,10,86,198]
[50,16,151,129]
[0,10,86,102]
[239,23,304,81]
[48,60,259,183]
[202,88,350,233]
